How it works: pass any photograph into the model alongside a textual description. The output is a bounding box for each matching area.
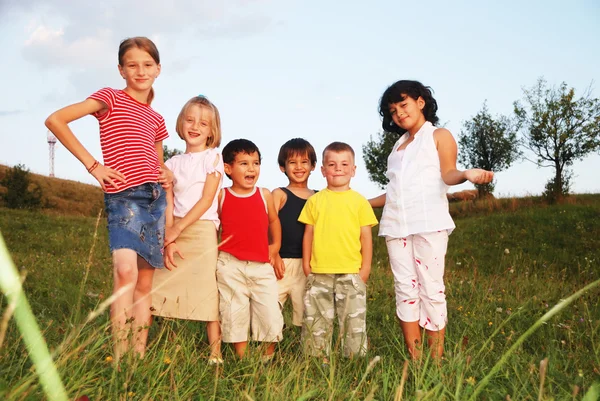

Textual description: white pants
[386,231,448,331]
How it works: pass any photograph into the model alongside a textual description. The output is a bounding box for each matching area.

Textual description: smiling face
[181,104,213,152]
[389,95,426,135]
[224,151,261,194]
[280,152,315,186]
[321,150,356,191]
[118,47,161,98]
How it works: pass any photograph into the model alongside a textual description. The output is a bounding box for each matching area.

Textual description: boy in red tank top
[217,139,284,360]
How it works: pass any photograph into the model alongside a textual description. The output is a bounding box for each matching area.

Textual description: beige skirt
[151,219,219,321]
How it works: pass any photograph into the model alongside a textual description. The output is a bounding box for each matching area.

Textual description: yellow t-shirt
[298,189,378,274]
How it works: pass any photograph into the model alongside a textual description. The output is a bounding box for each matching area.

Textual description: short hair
[222,139,261,179]
[222,139,261,165]
[322,141,355,162]
[379,80,439,135]
[175,96,222,148]
[277,138,317,168]
[118,37,160,105]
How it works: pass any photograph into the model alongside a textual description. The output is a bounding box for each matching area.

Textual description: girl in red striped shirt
[45,37,171,363]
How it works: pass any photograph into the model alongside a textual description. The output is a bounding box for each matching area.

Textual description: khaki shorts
[216,251,283,343]
[277,258,306,327]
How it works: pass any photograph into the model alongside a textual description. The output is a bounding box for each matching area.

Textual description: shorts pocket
[351,274,367,295]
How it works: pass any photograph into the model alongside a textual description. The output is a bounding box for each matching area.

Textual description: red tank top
[219,187,269,263]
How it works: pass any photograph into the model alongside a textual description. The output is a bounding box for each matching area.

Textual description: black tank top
[279,187,310,258]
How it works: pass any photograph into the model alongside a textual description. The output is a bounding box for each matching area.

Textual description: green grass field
[0,195,599,400]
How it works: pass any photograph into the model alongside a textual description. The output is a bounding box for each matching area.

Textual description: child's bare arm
[302,225,314,277]
[358,225,373,283]
[263,188,282,265]
[165,170,221,246]
[435,128,494,186]
[45,99,126,190]
[155,141,174,189]
[369,193,386,208]
[272,187,287,211]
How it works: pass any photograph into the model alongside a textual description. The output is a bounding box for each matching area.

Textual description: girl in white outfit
[369,80,493,360]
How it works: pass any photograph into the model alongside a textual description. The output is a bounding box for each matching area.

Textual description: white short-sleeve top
[165,148,224,229]
[379,121,455,238]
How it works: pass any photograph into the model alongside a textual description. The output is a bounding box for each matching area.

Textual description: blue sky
[1,0,599,198]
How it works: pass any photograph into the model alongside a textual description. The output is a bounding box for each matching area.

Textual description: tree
[163,145,183,161]
[0,164,43,209]
[514,78,600,201]
[362,131,400,188]
[458,101,521,197]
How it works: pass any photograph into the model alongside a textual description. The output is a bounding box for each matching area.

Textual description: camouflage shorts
[302,273,367,357]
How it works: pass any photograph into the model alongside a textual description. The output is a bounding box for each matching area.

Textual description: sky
[0,0,599,199]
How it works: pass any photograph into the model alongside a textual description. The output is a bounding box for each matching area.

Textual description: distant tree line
[363,77,600,202]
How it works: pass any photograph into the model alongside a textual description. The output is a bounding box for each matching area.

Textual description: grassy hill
[0,164,104,217]
[0,173,599,400]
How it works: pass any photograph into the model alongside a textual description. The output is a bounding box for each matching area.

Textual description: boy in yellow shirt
[298,142,378,359]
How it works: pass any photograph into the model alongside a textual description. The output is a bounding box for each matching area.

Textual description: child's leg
[248,262,283,356]
[302,274,334,357]
[335,274,367,357]
[413,232,449,358]
[386,236,423,359]
[207,321,222,359]
[111,249,139,361]
[233,342,248,357]
[132,256,155,358]
[216,252,251,358]
[288,258,307,328]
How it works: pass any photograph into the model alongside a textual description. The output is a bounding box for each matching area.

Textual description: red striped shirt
[88,88,169,193]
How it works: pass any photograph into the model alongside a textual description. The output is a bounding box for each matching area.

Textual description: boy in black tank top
[272,139,317,328]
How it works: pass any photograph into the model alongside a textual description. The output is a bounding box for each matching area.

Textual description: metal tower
[47,131,57,177]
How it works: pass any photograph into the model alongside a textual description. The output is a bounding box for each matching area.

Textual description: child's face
[321,150,355,191]
[389,95,425,133]
[181,104,213,151]
[280,152,315,185]
[224,152,261,192]
[118,47,160,95]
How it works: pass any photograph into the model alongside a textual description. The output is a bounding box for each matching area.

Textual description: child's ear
[417,96,426,111]
[279,165,286,173]
[224,163,232,175]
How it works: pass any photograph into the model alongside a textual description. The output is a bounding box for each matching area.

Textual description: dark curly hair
[379,80,439,134]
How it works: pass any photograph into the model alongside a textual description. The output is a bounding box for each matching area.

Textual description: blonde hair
[118,37,160,105]
[175,96,222,148]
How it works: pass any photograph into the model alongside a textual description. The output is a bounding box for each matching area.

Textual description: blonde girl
[151,96,224,364]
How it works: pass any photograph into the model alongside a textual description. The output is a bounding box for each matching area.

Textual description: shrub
[0,164,43,209]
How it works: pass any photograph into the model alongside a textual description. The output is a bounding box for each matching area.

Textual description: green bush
[0,164,43,209]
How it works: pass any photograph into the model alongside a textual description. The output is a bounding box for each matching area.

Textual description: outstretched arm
[435,128,494,186]
[368,193,386,208]
[45,99,126,190]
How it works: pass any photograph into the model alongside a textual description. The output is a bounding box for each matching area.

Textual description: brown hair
[322,141,355,162]
[118,37,160,104]
[175,96,222,148]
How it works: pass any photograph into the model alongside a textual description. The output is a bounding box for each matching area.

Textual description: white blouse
[379,121,455,238]
[165,148,224,229]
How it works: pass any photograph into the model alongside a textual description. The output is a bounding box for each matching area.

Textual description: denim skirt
[104,182,166,268]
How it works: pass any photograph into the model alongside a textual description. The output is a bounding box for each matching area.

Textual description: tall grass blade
[469,278,600,400]
[0,233,68,401]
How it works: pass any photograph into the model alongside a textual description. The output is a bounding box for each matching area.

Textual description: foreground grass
[0,196,599,400]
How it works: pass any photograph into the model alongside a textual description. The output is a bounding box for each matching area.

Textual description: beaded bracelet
[87,160,99,174]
